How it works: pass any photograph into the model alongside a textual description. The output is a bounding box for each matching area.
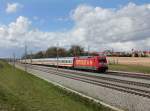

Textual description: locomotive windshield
[99,58,107,63]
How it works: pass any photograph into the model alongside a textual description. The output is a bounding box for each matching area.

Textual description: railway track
[28,64,150,83]
[19,62,150,80]
[107,71,150,80]
[30,63,150,80]
[23,64,150,99]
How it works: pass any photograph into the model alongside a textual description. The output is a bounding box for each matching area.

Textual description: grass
[0,61,113,111]
[109,64,150,74]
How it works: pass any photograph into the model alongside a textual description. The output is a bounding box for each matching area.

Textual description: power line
[76,25,150,47]
[105,26,150,39]
[21,17,150,58]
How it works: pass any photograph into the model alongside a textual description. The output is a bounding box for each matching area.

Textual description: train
[20,55,108,72]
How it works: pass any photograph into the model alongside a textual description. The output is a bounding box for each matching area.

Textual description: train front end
[96,56,108,72]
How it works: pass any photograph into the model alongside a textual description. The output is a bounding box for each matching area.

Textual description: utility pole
[25,43,27,72]
[88,45,90,56]
[56,43,59,71]
[13,53,15,71]
[73,47,76,57]
[30,51,32,65]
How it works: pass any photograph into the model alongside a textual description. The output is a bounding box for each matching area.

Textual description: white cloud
[0,3,150,57]
[6,3,22,13]
[57,17,70,21]
[70,3,150,51]
[0,16,31,48]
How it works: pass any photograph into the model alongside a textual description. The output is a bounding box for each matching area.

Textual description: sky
[0,0,150,57]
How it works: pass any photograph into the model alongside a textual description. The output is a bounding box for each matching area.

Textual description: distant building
[132,49,150,57]
[103,50,131,57]
[95,49,150,57]
[143,51,150,57]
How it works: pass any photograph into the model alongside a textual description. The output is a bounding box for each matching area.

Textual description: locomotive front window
[99,58,106,63]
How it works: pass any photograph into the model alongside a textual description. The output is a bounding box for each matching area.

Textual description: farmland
[107,57,150,67]
[108,57,150,73]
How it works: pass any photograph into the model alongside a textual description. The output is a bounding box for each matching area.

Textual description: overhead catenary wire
[20,15,150,58]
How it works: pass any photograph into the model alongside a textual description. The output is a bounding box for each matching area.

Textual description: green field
[0,61,113,111]
[109,64,150,74]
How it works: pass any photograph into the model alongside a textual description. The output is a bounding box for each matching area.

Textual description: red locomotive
[74,56,108,72]
[21,55,108,72]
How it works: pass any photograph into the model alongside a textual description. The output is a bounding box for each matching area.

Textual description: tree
[58,48,67,57]
[68,45,84,57]
[34,51,44,58]
[45,47,57,58]
[21,45,86,59]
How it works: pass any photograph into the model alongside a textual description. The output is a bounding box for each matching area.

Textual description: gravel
[16,64,150,111]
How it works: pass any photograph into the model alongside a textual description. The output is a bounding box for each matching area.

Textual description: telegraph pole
[88,45,90,56]
[56,43,59,71]
[13,53,16,71]
[30,51,32,65]
[73,47,76,57]
[25,43,27,72]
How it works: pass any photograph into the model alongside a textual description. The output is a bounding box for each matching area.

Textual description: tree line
[23,45,98,59]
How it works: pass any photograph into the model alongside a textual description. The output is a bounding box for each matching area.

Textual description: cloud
[0,16,31,48]
[1,3,150,57]
[70,3,150,51]
[6,3,23,13]
[56,17,70,21]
